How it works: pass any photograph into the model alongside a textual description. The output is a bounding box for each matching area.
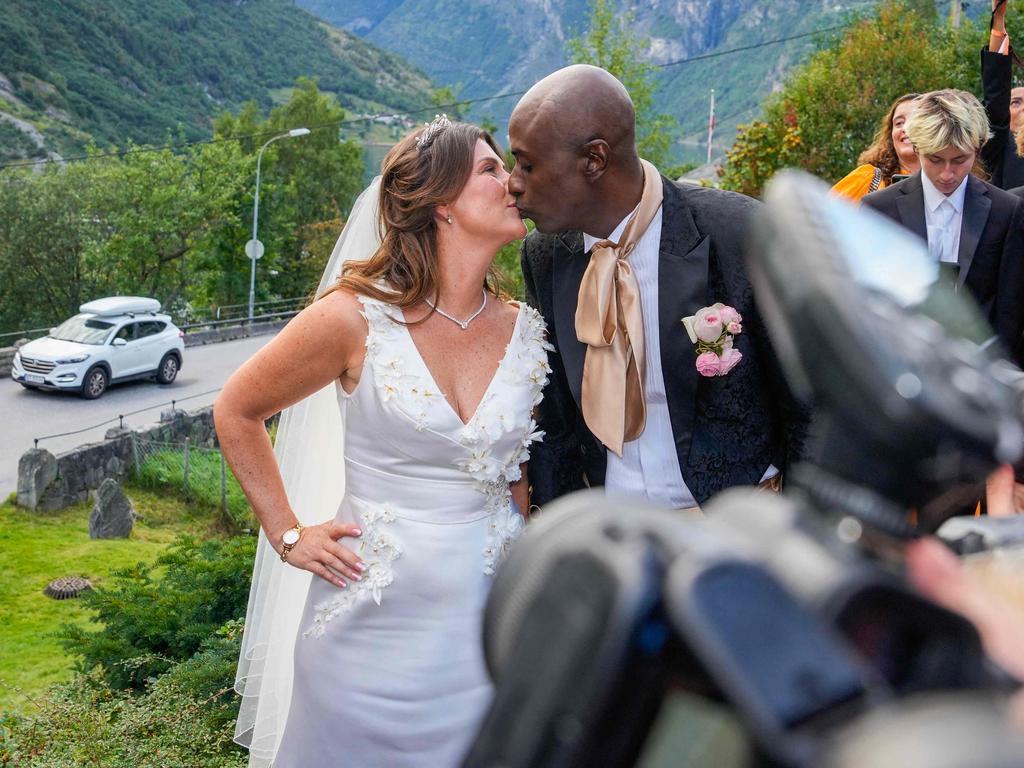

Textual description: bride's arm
[214,290,368,587]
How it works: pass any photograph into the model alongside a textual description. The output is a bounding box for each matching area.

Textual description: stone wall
[17,405,217,512]
[182,318,290,348]
[0,338,28,377]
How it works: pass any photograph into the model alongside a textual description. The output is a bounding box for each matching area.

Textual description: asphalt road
[1,334,274,498]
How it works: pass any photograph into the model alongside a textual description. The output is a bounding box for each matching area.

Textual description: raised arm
[982,0,1014,175]
[213,289,368,588]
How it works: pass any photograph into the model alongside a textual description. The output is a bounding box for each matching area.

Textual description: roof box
[79,296,161,317]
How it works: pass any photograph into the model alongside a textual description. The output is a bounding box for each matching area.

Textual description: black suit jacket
[981,47,1024,190]
[521,176,810,507]
[862,172,1024,361]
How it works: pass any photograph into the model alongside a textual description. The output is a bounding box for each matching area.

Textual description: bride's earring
[446,213,453,225]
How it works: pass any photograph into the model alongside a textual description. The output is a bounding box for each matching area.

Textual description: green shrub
[719,1,986,196]
[61,536,256,690]
[1,621,247,768]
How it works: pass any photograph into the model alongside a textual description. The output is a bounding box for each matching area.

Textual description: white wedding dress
[272,294,550,767]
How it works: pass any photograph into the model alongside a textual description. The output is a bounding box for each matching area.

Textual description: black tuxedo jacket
[862,172,1024,361]
[521,176,811,507]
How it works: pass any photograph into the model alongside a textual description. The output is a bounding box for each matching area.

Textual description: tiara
[416,114,452,150]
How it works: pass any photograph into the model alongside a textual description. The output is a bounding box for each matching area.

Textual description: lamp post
[248,127,311,323]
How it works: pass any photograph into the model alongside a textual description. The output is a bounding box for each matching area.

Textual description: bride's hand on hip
[285,522,366,588]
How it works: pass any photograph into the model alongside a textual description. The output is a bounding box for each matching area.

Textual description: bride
[214,117,550,767]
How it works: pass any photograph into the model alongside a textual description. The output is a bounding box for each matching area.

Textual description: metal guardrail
[213,296,305,320]
[1,296,306,345]
[0,326,51,344]
[177,308,302,332]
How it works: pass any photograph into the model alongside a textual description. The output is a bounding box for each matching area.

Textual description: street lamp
[248,127,311,323]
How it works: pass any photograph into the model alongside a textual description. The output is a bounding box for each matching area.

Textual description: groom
[509,65,810,509]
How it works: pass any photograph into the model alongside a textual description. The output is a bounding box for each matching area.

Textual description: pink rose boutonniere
[682,303,743,377]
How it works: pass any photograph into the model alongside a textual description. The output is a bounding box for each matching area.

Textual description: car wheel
[156,353,179,385]
[81,366,109,399]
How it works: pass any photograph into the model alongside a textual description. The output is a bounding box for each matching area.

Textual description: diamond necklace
[425,289,487,330]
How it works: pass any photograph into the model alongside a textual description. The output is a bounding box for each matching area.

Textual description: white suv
[11,296,185,399]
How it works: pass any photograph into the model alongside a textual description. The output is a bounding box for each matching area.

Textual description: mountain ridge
[296,0,970,161]
[0,0,435,162]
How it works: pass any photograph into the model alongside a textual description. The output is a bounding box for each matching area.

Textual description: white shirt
[583,207,778,509]
[584,205,695,508]
[921,171,967,265]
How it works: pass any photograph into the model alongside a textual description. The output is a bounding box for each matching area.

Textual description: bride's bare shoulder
[299,288,367,331]
[272,288,369,354]
[500,296,527,322]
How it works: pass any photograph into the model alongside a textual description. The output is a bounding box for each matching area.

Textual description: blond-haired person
[863,89,1024,364]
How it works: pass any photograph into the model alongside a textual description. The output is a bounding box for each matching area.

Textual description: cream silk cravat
[575,160,663,456]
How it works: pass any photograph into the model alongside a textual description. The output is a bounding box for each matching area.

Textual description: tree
[83,141,246,314]
[0,165,96,331]
[719,1,985,197]
[0,143,242,331]
[430,85,470,122]
[567,0,678,172]
[211,78,364,306]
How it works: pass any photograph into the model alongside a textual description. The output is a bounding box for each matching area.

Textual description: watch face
[282,529,300,546]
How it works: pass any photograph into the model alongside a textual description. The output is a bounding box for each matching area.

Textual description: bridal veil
[233,177,383,766]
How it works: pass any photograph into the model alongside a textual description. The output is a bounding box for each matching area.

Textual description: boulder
[89,478,134,539]
[17,448,57,510]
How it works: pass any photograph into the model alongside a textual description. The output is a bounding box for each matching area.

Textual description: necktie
[930,199,956,264]
[574,159,663,457]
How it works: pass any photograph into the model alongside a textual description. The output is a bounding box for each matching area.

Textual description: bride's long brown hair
[331,120,504,309]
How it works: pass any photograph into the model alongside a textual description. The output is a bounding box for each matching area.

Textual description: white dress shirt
[921,171,967,265]
[583,206,778,510]
[583,205,696,508]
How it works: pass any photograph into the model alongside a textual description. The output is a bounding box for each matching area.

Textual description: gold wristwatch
[280,523,304,563]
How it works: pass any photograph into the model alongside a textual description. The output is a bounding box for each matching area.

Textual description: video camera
[463,173,1024,768]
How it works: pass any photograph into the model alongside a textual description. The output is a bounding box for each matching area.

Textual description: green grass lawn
[0,486,225,714]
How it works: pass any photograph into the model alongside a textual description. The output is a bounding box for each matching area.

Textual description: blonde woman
[863,89,1024,363]
[216,119,550,767]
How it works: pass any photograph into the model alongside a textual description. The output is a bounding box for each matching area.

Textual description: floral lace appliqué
[454,305,551,575]
[304,502,402,639]
[358,295,440,431]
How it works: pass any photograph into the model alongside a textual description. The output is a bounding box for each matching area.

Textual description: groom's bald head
[513,65,637,157]
[508,65,645,235]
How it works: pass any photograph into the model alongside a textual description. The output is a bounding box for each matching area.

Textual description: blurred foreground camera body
[746,173,1023,533]
[466,172,1024,768]
[465,491,1022,768]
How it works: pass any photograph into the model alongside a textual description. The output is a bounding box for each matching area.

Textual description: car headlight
[56,354,91,364]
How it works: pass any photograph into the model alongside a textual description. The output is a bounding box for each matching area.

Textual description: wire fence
[33,388,222,448]
[131,434,253,533]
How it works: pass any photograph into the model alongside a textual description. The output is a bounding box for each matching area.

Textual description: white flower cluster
[351,299,552,580]
[305,502,403,639]
[360,298,440,430]
[454,306,550,574]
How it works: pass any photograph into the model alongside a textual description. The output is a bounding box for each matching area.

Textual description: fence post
[183,437,191,498]
[130,433,140,478]
[220,450,228,516]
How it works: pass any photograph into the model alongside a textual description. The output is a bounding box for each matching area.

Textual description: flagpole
[707,89,716,165]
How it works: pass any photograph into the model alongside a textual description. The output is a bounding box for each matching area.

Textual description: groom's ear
[579,139,610,181]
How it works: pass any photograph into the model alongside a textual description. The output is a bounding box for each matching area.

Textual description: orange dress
[831,164,908,202]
